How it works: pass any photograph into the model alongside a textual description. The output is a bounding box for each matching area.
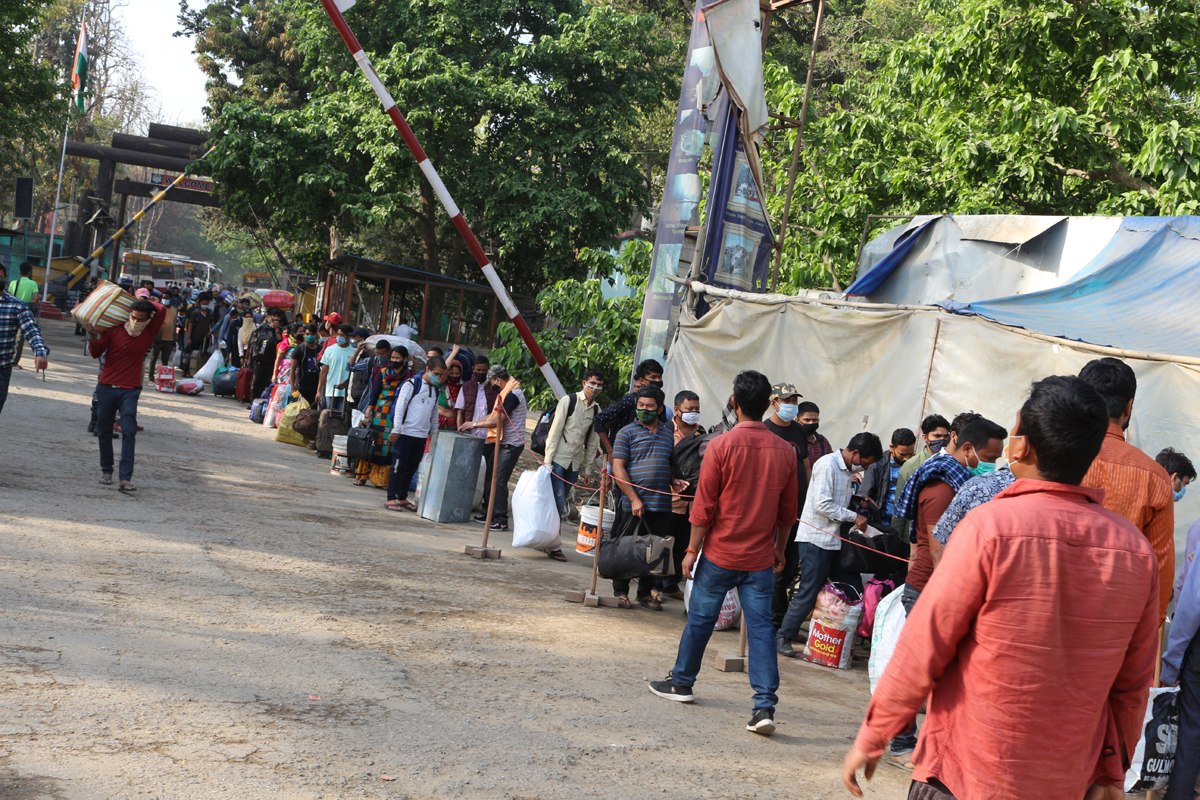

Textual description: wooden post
[565,455,621,606]
[465,434,503,559]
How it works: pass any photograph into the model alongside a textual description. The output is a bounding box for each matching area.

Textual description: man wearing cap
[763,382,811,627]
[317,312,343,358]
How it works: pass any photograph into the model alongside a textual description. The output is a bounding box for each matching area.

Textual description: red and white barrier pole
[316,0,566,399]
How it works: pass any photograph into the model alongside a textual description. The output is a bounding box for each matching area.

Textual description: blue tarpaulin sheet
[933,217,1200,359]
[845,218,939,297]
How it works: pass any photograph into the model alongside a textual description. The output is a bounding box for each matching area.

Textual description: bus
[120,250,222,290]
[241,271,274,292]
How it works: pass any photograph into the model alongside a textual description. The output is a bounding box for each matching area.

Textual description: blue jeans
[549,462,578,518]
[778,542,840,642]
[671,555,779,710]
[96,385,141,482]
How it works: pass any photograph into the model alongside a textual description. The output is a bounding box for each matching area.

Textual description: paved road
[0,318,908,799]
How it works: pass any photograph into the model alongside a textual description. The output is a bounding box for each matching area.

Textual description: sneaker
[316,451,331,460]
[776,636,797,658]
[746,708,776,735]
[489,520,508,531]
[86,421,96,434]
[472,514,488,524]
[648,675,694,703]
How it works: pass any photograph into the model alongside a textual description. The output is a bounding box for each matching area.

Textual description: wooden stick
[480,434,502,549]
[588,456,609,596]
[738,607,748,659]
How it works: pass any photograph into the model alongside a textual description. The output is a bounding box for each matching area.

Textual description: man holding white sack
[87,297,166,493]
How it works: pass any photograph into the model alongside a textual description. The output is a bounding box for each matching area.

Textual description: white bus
[120,250,223,290]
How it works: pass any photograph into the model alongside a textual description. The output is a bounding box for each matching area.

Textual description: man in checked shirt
[0,262,50,415]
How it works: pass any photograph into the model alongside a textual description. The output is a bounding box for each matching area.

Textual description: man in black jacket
[860,428,917,527]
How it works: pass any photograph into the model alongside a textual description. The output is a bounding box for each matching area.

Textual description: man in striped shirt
[610,385,679,610]
[1079,357,1175,622]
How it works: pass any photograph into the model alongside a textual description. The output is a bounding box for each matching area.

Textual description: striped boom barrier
[316,0,566,399]
[80,146,218,272]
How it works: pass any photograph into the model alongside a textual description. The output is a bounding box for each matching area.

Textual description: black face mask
[647,379,664,389]
[473,372,487,382]
[930,438,949,453]
[800,422,819,436]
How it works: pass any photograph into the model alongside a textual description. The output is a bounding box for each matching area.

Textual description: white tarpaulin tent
[664,284,1200,561]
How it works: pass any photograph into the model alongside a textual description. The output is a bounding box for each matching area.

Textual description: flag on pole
[71,22,88,113]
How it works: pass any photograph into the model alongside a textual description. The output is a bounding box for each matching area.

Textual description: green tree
[766,0,1200,291]
[488,239,650,410]
[191,0,673,289]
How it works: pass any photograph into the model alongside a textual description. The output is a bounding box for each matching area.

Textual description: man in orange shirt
[843,375,1159,800]
[1078,357,1175,621]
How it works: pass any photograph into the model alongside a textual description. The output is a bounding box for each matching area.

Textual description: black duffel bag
[212,368,239,397]
[597,512,675,581]
[347,426,376,461]
[838,520,908,577]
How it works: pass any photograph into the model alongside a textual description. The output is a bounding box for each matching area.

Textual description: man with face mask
[763,383,811,627]
[1079,357,1175,623]
[463,364,529,532]
[316,324,355,412]
[885,416,1005,769]
[181,292,214,378]
[592,358,667,460]
[796,401,832,471]
[384,356,445,512]
[543,368,605,527]
[892,412,974,541]
[1155,447,1195,504]
[87,297,166,492]
[860,428,916,527]
[456,356,496,440]
[658,389,702,598]
[777,431,882,658]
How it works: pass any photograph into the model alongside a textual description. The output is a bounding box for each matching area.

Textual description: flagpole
[42,115,71,303]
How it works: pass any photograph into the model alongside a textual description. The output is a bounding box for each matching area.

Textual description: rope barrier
[478,404,912,566]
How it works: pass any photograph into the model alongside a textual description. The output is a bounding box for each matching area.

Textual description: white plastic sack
[193,348,225,383]
[175,378,204,395]
[1125,687,1181,792]
[511,468,562,550]
[169,349,182,368]
[351,409,366,428]
[683,570,741,631]
[869,585,907,693]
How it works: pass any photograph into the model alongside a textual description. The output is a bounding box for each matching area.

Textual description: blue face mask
[776,403,799,423]
[336,336,348,346]
[1175,487,1187,503]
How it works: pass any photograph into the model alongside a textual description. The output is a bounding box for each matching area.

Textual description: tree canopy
[191,0,674,287]
[765,0,1200,291]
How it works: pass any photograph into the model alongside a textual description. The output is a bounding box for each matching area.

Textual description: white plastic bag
[175,378,204,395]
[683,572,741,631]
[193,348,225,383]
[511,468,562,550]
[1125,687,1180,792]
[169,349,182,368]
[869,584,907,693]
[351,409,366,428]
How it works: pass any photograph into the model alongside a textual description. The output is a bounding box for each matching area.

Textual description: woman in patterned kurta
[354,348,410,487]
[437,360,463,430]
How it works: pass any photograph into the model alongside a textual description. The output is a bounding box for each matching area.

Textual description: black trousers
[655,513,692,593]
[771,523,801,628]
[611,505,674,599]
[1166,650,1200,800]
[387,434,426,502]
[250,358,273,402]
[481,442,523,522]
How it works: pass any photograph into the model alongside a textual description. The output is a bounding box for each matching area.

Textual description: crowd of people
[3,263,1199,799]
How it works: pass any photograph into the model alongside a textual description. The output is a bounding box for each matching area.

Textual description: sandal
[546,549,568,562]
[385,500,404,512]
[99,473,112,485]
[353,478,367,486]
[397,500,417,512]
[639,595,664,612]
[616,595,633,609]
[885,754,915,772]
[118,481,137,493]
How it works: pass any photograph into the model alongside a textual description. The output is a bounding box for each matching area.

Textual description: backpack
[671,428,722,497]
[396,375,426,427]
[530,393,578,456]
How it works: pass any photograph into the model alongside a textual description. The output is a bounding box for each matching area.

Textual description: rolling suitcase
[235,364,254,402]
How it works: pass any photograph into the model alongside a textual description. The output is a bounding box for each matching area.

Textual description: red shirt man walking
[649,370,798,737]
[844,375,1160,800]
[88,297,166,492]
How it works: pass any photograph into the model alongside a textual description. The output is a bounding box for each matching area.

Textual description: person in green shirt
[8,263,40,365]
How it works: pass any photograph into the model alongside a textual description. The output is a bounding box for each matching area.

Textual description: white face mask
[680,412,701,426]
[125,317,150,337]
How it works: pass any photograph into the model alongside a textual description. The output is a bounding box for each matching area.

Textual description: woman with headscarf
[353,346,412,488]
[437,359,464,430]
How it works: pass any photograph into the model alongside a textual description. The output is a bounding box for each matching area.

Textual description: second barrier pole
[565,455,620,607]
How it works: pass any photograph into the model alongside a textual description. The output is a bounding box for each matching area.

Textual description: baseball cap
[486,364,509,381]
[770,382,802,401]
[118,276,134,286]
[351,327,370,339]
[323,312,343,325]
[134,288,151,299]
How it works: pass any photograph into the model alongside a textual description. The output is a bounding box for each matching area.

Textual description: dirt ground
[0,318,910,800]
